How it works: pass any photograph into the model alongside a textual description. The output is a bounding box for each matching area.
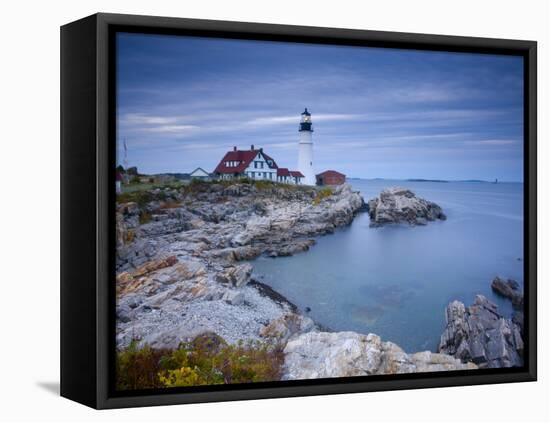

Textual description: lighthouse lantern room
[297,108,316,185]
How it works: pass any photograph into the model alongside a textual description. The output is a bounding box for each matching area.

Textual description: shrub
[115,334,284,390]
[158,334,284,387]
[117,190,154,207]
[116,341,171,391]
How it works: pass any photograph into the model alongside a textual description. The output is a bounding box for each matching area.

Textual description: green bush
[115,333,284,390]
[159,334,284,386]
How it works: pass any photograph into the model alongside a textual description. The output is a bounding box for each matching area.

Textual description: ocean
[250,179,524,353]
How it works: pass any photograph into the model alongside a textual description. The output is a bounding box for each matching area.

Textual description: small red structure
[316,170,346,186]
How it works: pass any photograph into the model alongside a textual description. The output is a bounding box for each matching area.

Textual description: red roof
[277,168,290,177]
[214,149,278,174]
[277,168,303,178]
[316,170,346,178]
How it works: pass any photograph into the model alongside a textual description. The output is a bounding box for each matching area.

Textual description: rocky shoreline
[116,180,522,381]
[116,182,365,351]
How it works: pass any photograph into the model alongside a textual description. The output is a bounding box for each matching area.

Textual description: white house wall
[217,151,302,184]
[190,168,210,177]
[243,153,277,181]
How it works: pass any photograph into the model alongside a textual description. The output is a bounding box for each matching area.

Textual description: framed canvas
[60,13,537,409]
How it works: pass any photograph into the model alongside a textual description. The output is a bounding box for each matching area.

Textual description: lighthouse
[297,108,316,185]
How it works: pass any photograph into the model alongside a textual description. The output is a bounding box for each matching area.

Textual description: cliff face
[438,295,523,368]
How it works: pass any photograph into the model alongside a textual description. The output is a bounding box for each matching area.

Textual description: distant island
[407,179,449,183]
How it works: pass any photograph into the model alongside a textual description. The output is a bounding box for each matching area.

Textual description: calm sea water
[250,180,524,352]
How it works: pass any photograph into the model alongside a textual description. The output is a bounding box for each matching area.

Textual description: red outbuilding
[316,170,346,186]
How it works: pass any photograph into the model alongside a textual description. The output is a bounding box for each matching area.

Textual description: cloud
[120,113,191,125]
[247,113,363,127]
[143,124,199,133]
[463,139,518,146]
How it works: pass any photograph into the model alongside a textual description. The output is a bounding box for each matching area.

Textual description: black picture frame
[60,12,537,409]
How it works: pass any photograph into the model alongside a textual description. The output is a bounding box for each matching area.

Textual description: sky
[116,32,524,181]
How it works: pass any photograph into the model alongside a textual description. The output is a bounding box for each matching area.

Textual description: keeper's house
[213,145,304,184]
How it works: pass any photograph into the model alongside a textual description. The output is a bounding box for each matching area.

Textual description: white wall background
[0,0,546,420]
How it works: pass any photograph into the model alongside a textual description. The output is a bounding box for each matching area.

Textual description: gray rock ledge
[367,187,446,227]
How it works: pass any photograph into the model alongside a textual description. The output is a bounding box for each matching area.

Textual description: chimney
[233,146,237,151]
[251,144,255,150]
[260,148,263,153]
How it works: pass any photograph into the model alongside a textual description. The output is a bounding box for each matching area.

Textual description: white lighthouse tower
[298,108,316,185]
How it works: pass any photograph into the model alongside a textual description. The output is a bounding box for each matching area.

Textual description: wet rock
[367,187,446,227]
[491,276,523,310]
[267,239,316,257]
[438,295,523,368]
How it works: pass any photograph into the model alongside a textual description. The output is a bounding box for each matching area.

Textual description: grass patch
[313,187,333,205]
[253,180,277,190]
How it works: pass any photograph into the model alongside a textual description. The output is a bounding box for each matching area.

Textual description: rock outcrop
[491,277,523,309]
[367,187,446,227]
[438,295,523,368]
[282,331,476,380]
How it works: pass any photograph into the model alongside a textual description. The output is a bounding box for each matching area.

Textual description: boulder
[260,313,314,344]
[282,331,476,380]
[438,295,523,368]
[215,263,253,287]
[491,277,523,309]
[367,187,446,227]
[222,290,245,306]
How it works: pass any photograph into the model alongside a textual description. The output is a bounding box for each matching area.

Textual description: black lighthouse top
[299,108,313,132]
